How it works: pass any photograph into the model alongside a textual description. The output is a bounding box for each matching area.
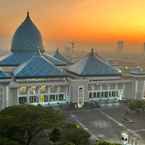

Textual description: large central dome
[11,12,44,53]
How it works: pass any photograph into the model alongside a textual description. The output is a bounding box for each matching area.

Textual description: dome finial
[90,48,94,56]
[27,11,29,17]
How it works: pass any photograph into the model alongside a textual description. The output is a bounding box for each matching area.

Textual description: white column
[16,88,19,105]
[5,86,9,107]
[0,87,5,109]
[141,81,145,99]
[135,80,138,99]
[77,86,84,108]
[27,86,30,104]
[107,83,109,99]
[100,84,103,100]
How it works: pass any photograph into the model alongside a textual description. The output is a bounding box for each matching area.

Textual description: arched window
[39,85,47,94]
[29,86,37,95]
[19,86,27,95]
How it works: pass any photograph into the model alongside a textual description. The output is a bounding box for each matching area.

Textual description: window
[89,92,93,98]
[115,91,119,97]
[50,94,55,101]
[39,95,45,103]
[89,90,119,100]
[93,92,97,98]
[112,91,116,97]
[59,94,64,101]
[44,95,48,102]
[29,86,37,95]
[19,86,27,95]
[95,85,100,90]
[50,86,57,93]
[109,92,112,97]
[97,92,100,98]
[29,96,37,103]
[19,97,27,104]
[59,86,65,92]
[118,84,123,89]
[39,85,47,94]
[102,84,108,90]
[88,85,92,91]
[101,92,104,97]
[110,84,115,89]
[105,92,108,98]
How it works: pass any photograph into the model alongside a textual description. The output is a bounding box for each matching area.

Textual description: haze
[0,0,145,53]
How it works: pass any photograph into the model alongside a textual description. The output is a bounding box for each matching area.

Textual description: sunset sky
[0,0,145,53]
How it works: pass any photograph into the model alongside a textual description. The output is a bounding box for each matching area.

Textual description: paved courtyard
[67,104,145,144]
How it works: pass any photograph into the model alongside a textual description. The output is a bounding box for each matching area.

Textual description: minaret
[27,11,29,17]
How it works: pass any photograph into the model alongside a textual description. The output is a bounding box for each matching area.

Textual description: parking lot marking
[99,110,125,128]
[98,109,141,139]
[135,129,145,133]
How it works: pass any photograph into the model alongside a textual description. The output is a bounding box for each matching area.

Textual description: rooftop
[67,48,121,77]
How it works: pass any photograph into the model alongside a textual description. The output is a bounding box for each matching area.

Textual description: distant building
[64,41,74,61]
[143,42,145,53]
[0,13,144,110]
[117,41,124,52]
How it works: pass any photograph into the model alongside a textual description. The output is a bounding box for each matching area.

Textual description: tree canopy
[128,100,145,112]
[95,140,121,145]
[0,105,65,145]
[0,105,122,145]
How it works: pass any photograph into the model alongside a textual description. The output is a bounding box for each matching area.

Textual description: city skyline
[1,0,145,52]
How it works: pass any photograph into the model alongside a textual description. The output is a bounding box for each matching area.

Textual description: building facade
[0,13,144,110]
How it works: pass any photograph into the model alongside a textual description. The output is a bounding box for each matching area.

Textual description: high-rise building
[117,41,124,52]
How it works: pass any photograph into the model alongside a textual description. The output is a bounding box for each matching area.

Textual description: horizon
[1,0,145,53]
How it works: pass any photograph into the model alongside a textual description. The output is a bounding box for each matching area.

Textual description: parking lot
[67,104,145,144]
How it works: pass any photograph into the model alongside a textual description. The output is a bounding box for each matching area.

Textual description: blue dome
[11,12,44,53]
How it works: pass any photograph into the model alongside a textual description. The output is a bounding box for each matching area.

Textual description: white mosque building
[0,12,144,110]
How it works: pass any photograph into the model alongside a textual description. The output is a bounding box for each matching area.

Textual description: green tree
[0,137,21,145]
[61,123,90,145]
[95,140,121,145]
[49,128,61,143]
[0,105,65,145]
[128,100,145,112]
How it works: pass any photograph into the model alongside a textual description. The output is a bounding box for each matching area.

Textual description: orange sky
[1,0,145,50]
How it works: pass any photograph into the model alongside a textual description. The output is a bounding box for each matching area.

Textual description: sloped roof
[0,71,10,79]
[14,53,66,78]
[52,48,71,64]
[44,53,66,66]
[11,12,44,53]
[130,67,145,75]
[0,52,34,66]
[67,49,121,76]
[0,52,66,67]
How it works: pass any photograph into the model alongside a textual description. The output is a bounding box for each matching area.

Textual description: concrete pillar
[6,86,9,107]
[135,80,138,99]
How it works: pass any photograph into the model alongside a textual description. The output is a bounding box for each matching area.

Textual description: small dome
[11,12,44,53]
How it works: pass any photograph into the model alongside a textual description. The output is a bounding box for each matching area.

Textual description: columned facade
[0,13,145,110]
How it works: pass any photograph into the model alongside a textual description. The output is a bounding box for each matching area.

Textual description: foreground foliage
[95,140,121,145]
[128,99,145,112]
[0,105,91,145]
[0,105,65,145]
[0,105,122,145]
[49,124,90,145]
[0,137,21,145]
